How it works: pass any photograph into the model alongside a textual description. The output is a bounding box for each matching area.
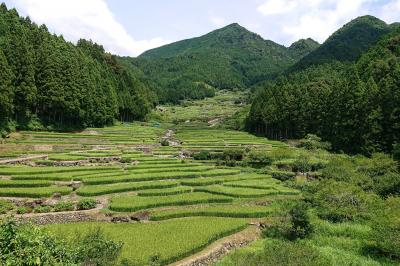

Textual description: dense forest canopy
[291,16,395,70]
[247,28,400,154]
[129,23,319,103]
[0,4,155,135]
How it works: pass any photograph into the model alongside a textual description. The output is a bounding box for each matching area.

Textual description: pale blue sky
[3,0,399,56]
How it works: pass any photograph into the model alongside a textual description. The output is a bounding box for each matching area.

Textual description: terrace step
[0,154,48,165]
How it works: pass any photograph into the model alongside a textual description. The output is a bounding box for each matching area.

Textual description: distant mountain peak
[223,22,242,28]
[210,22,262,40]
[291,15,392,70]
[289,38,320,58]
[289,38,320,49]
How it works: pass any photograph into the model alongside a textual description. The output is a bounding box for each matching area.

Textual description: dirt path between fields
[0,154,48,165]
[170,225,261,266]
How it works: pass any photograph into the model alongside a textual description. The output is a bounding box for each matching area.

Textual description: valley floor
[0,91,294,265]
[0,91,397,265]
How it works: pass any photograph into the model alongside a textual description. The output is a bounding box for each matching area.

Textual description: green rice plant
[125,166,214,174]
[46,217,247,265]
[73,171,126,179]
[0,180,52,187]
[126,162,195,169]
[194,185,280,198]
[109,192,233,212]
[223,177,280,190]
[0,187,73,198]
[11,169,122,181]
[150,204,279,220]
[0,166,120,176]
[83,169,240,185]
[76,181,179,196]
[137,186,193,197]
[179,175,246,186]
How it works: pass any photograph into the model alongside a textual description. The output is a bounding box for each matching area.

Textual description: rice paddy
[0,91,300,264]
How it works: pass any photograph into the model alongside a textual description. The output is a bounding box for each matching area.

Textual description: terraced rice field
[47,218,248,265]
[0,91,300,264]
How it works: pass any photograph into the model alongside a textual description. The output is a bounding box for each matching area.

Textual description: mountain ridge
[291,15,394,70]
[133,23,316,102]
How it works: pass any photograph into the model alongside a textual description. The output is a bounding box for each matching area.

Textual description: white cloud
[256,0,382,44]
[257,0,297,15]
[9,0,170,56]
[380,0,400,23]
[210,16,226,27]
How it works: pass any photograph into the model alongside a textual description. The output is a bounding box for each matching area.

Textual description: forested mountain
[288,38,320,58]
[0,4,155,135]
[247,27,400,154]
[129,24,317,103]
[292,16,394,70]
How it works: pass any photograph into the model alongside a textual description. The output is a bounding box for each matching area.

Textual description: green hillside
[288,38,320,58]
[247,27,400,154]
[292,16,394,70]
[0,4,154,135]
[129,23,316,103]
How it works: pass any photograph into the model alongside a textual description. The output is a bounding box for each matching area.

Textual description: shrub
[374,172,400,197]
[16,207,31,214]
[221,149,245,161]
[0,200,13,214]
[74,227,123,266]
[357,153,398,177]
[0,220,123,265]
[261,240,328,266]
[288,202,313,240]
[269,147,296,161]
[370,197,400,259]
[245,150,272,167]
[160,139,169,146]
[0,220,74,265]
[271,170,296,181]
[34,205,52,213]
[53,201,75,212]
[223,239,328,266]
[292,156,312,173]
[393,143,400,161]
[298,134,331,150]
[77,198,97,210]
[120,157,133,163]
[193,151,212,160]
[312,180,382,222]
[263,202,312,240]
